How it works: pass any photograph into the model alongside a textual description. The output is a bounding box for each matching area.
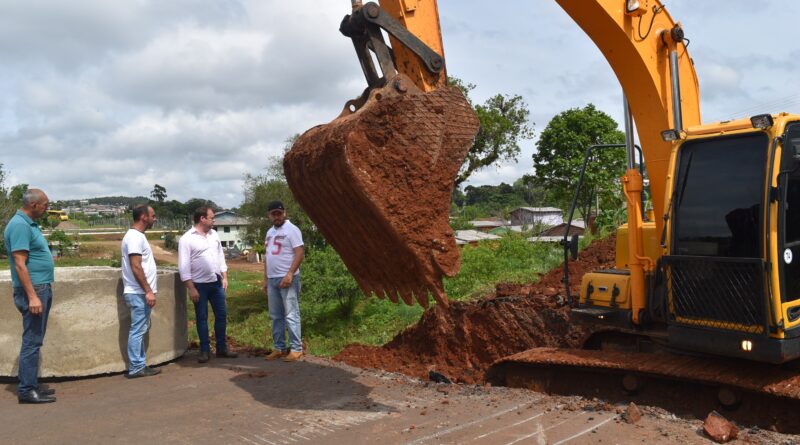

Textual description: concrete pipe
[0,267,188,377]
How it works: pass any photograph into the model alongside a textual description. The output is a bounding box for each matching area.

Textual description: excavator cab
[649,116,800,363]
[283,2,478,307]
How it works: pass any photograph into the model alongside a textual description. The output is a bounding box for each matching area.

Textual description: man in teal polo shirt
[3,188,56,404]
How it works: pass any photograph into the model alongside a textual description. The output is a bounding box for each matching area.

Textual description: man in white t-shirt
[262,201,305,362]
[120,205,161,378]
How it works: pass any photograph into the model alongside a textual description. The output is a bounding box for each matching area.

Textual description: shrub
[163,232,178,250]
[301,245,363,318]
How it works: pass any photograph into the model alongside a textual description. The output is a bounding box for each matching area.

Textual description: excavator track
[487,348,800,432]
[284,77,478,307]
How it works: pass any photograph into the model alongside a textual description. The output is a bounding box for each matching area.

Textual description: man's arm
[279,246,304,289]
[178,237,200,303]
[262,234,270,292]
[129,254,156,308]
[215,232,229,290]
[11,250,42,315]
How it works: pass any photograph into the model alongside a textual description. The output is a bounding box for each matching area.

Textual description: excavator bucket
[284,76,479,308]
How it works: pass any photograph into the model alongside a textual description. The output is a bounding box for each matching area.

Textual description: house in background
[528,220,585,243]
[468,217,508,233]
[454,229,502,246]
[509,207,563,227]
[214,211,251,249]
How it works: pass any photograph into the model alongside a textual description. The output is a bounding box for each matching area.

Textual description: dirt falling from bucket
[334,236,618,383]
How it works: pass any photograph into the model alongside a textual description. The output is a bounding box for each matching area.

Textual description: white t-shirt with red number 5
[265,220,304,278]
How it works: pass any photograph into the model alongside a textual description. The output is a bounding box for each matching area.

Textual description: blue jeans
[267,276,302,352]
[123,293,152,374]
[13,283,53,397]
[194,277,228,353]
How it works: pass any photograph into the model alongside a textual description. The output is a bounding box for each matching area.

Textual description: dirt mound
[335,235,617,383]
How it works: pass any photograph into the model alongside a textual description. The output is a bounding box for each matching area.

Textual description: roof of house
[469,220,509,228]
[214,211,250,226]
[513,207,563,213]
[559,220,586,229]
[527,235,582,243]
[454,230,502,245]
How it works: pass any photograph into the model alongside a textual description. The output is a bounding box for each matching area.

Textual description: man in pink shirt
[178,206,238,363]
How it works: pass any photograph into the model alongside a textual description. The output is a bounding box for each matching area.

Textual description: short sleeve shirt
[121,229,158,294]
[3,210,55,287]
[265,220,304,278]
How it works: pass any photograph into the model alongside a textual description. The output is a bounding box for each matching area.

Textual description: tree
[513,175,555,207]
[239,136,325,250]
[532,104,626,221]
[449,77,535,186]
[9,183,28,207]
[0,165,14,256]
[463,183,526,214]
[150,184,167,203]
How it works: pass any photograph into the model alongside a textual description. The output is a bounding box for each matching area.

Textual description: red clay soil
[284,76,479,309]
[335,235,617,383]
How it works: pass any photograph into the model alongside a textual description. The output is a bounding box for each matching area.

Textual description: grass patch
[0,257,115,269]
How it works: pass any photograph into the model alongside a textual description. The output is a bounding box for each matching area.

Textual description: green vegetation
[448,77,535,186]
[206,233,572,357]
[532,104,627,222]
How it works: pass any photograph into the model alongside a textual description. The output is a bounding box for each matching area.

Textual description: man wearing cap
[262,201,305,362]
[178,206,238,363]
[3,188,56,403]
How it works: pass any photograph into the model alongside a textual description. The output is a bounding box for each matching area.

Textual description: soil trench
[335,236,617,383]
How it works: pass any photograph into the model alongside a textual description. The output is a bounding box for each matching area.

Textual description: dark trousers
[193,277,228,352]
[13,284,53,396]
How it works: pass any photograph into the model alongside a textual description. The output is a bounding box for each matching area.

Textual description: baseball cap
[267,201,285,212]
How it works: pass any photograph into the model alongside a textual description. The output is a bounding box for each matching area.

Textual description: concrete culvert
[0,267,188,377]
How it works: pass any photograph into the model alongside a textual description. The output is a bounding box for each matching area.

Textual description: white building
[509,207,564,227]
[214,211,251,249]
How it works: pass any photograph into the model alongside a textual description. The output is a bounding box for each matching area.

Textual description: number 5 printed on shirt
[271,238,282,255]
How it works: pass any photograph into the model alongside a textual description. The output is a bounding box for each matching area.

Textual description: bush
[301,245,363,318]
[163,233,178,250]
[444,233,563,300]
[48,230,74,257]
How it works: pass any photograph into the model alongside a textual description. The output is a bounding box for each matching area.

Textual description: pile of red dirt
[335,235,617,383]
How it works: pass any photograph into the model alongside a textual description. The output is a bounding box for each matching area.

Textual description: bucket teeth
[285,78,479,307]
[413,290,430,309]
[383,289,399,304]
[399,289,414,306]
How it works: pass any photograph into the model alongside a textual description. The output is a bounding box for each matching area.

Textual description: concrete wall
[0,267,188,377]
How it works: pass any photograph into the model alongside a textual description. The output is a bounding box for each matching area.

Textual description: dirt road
[1,354,791,444]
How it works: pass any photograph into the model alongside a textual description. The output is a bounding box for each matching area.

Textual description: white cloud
[2,0,800,207]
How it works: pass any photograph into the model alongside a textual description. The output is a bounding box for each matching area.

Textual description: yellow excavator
[285,0,800,406]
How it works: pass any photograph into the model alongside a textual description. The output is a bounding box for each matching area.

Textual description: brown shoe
[283,351,303,362]
[264,349,287,360]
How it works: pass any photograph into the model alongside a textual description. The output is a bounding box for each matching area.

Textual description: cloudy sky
[2,1,799,208]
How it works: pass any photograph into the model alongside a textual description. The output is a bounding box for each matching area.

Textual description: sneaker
[283,351,303,362]
[264,349,287,360]
[126,367,161,379]
[198,351,210,363]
